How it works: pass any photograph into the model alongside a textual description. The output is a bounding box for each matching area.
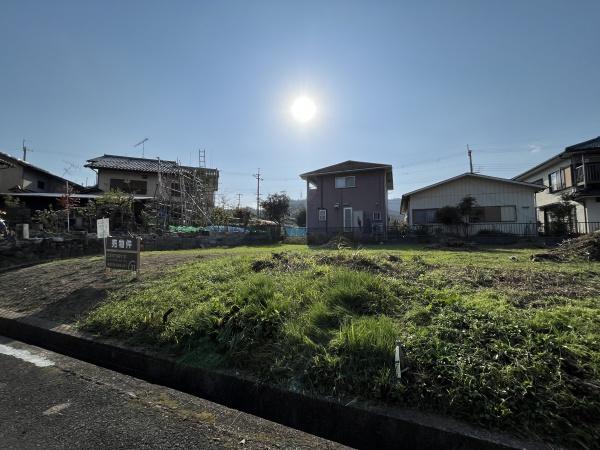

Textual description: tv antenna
[62,160,78,177]
[22,139,33,161]
[134,138,149,158]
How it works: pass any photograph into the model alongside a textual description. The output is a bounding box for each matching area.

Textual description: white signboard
[97,218,110,239]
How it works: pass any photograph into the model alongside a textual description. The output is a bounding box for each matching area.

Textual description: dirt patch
[0,252,202,324]
[452,265,600,303]
[425,238,478,251]
[532,232,600,262]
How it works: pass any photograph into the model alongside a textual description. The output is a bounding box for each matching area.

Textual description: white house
[400,173,544,233]
[513,136,600,233]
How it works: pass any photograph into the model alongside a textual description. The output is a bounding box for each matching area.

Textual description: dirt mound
[319,236,354,249]
[532,232,600,262]
[251,252,310,273]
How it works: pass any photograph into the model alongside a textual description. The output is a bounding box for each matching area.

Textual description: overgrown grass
[81,247,600,448]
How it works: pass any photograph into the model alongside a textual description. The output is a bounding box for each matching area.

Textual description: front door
[343,207,353,231]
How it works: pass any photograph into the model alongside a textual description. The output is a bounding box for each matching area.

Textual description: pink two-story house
[300,160,393,241]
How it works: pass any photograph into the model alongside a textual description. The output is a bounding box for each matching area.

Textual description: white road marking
[0,344,55,367]
[43,402,71,415]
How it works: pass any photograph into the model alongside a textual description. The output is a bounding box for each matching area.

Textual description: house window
[308,181,317,190]
[469,206,516,223]
[372,211,382,221]
[335,176,356,188]
[318,208,327,222]
[110,178,147,195]
[548,167,572,192]
[412,208,438,224]
[37,180,45,190]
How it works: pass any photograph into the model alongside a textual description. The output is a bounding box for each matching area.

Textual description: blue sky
[1,0,599,206]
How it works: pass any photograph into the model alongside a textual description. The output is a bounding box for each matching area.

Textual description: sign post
[105,236,141,274]
[97,218,110,239]
[97,218,110,272]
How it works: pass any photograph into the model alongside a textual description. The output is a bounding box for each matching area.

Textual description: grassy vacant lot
[81,245,600,448]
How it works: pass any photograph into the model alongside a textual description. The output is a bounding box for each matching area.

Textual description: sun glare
[291,96,316,123]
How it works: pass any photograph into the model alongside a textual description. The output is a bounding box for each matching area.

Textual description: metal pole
[253,169,263,219]
[467,145,473,173]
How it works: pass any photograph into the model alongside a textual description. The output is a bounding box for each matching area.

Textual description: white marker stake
[395,342,402,379]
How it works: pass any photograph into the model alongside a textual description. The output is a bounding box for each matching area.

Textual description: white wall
[520,160,587,223]
[408,176,538,225]
[585,199,600,223]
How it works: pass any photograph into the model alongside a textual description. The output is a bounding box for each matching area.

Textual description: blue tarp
[283,227,306,237]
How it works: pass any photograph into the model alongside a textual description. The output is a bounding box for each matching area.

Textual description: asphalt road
[0,336,348,449]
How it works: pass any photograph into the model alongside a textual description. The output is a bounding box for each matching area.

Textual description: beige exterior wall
[0,166,24,192]
[407,176,538,225]
[519,160,586,224]
[22,167,70,192]
[0,165,70,193]
[97,169,160,196]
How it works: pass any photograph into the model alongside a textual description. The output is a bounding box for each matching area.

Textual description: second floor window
[548,167,572,192]
[373,211,382,221]
[110,178,147,195]
[335,176,356,188]
[37,180,45,190]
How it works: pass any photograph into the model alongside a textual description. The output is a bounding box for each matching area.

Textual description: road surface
[0,336,348,449]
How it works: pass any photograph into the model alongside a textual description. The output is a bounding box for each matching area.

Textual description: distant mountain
[388,198,403,219]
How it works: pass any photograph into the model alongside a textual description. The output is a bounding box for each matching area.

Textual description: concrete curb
[0,309,545,450]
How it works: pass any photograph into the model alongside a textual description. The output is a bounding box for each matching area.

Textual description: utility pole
[236,193,242,209]
[253,169,263,219]
[467,144,473,173]
[22,139,33,161]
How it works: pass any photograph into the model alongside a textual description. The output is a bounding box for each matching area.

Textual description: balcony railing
[575,163,600,184]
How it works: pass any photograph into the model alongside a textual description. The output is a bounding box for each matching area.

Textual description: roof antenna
[467,144,473,173]
[22,139,34,161]
[134,138,149,158]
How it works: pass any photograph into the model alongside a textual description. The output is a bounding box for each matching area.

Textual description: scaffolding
[151,158,219,231]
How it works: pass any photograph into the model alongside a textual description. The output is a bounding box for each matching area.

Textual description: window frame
[335,176,356,189]
[548,167,571,192]
[412,208,438,225]
[372,211,382,221]
[318,208,327,222]
[469,205,517,223]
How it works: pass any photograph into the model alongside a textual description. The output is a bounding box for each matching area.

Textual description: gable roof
[300,160,393,189]
[0,154,15,169]
[564,136,600,153]
[401,172,544,211]
[85,154,218,176]
[514,135,600,180]
[0,151,83,189]
[512,154,562,181]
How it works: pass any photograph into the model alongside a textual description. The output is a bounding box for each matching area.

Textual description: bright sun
[291,96,316,122]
